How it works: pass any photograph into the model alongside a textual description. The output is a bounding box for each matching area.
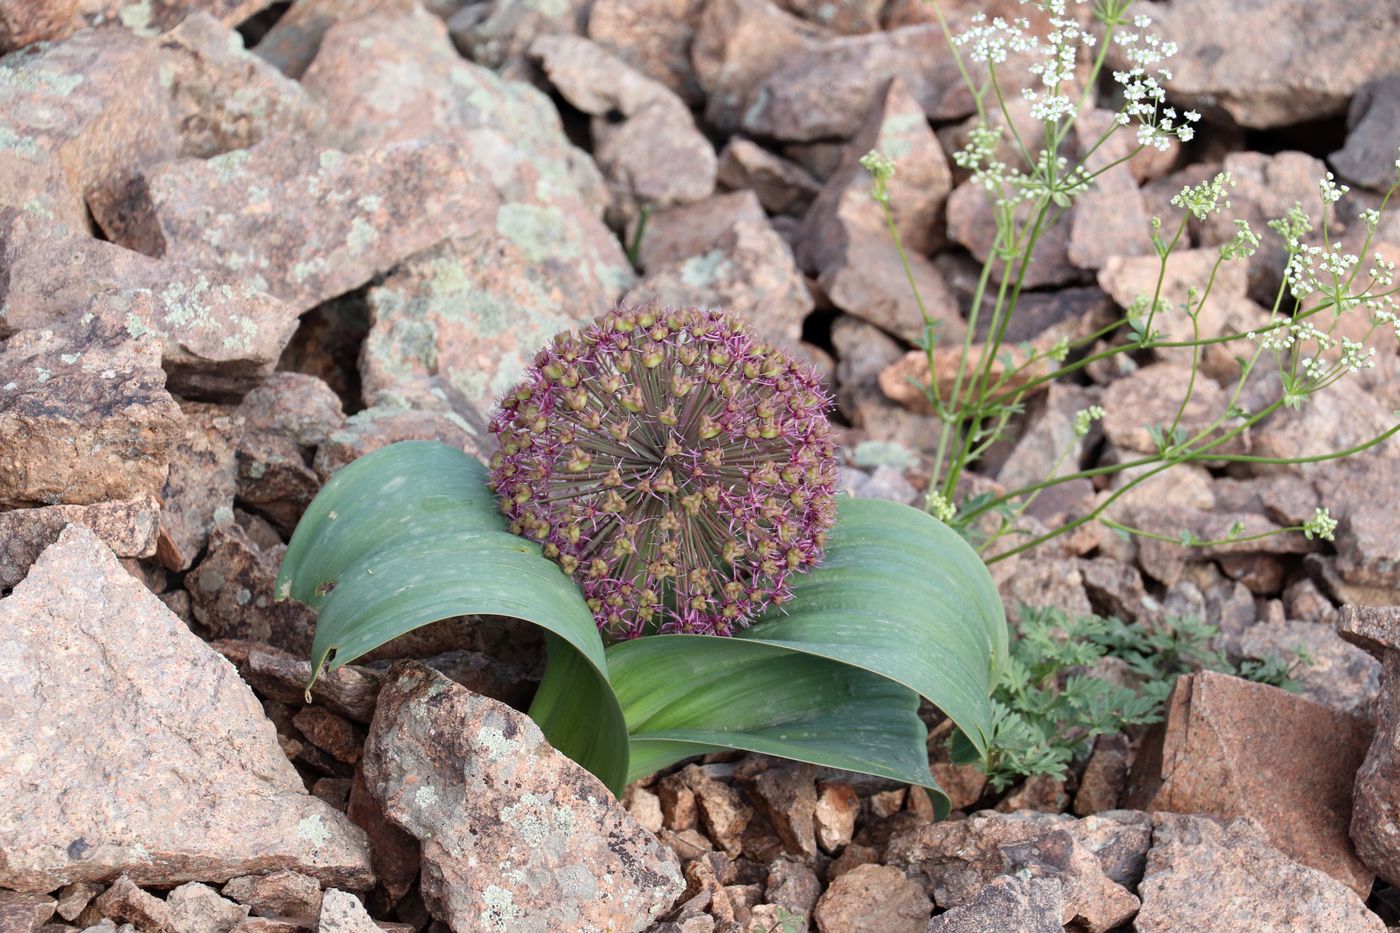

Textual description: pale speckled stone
[362,662,684,933]
[0,525,373,893]
[95,134,498,317]
[0,208,300,399]
[360,233,602,417]
[315,890,376,933]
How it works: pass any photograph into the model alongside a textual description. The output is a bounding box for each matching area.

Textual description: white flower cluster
[1111,16,1199,151]
[1073,405,1106,437]
[1170,172,1234,221]
[1302,508,1338,542]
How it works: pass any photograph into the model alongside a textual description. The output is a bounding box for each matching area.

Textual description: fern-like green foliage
[953,607,1310,792]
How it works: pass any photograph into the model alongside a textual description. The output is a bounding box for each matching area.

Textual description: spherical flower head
[488,307,839,640]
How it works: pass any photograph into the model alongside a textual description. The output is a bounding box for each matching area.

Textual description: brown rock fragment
[716,138,821,215]
[586,0,704,105]
[813,782,859,853]
[221,872,322,920]
[1123,670,1373,895]
[188,524,316,655]
[1136,814,1383,932]
[1340,606,1400,887]
[682,765,753,857]
[812,863,930,933]
[361,662,683,931]
[0,0,78,52]
[54,884,101,922]
[156,402,241,572]
[0,323,182,508]
[885,812,1140,933]
[0,891,57,933]
[94,876,170,931]
[213,641,381,725]
[925,875,1064,933]
[291,708,363,765]
[0,496,159,589]
[0,525,373,893]
[747,763,819,860]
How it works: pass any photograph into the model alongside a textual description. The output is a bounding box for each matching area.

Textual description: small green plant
[955,607,1310,791]
[279,308,1007,807]
[864,0,1400,559]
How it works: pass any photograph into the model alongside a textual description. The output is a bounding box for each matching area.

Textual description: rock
[233,373,343,530]
[1117,0,1400,128]
[0,322,183,508]
[1074,733,1134,816]
[765,858,821,926]
[947,179,1079,289]
[1068,109,1155,270]
[93,875,170,930]
[1098,246,1264,351]
[360,662,683,931]
[0,28,173,235]
[716,138,821,215]
[0,525,373,892]
[157,12,325,159]
[925,875,1064,933]
[301,6,616,237]
[222,871,323,920]
[746,763,818,861]
[311,391,486,481]
[680,765,752,858]
[445,0,587,74]
[1332,74,1400,190]
[743,25,981,142]
[188,523,316,655]
[0,496,159,589]
[1136,814,1384,932]
[165,883,247,933]
[344,768,418,906]
[0,213,300,399]
[529,35,715,221]
[1239,620,1380,716]
[1340,606,1400,886]
[1122,670,1373,895]
[631,190,768,272]
[251,0,417,79]
[993,556,1094,623]
[214,641,381,725]
[155,402,241,572]
[624,212,814,355]
[690,0,828,134]
[586,0,704,105]
[313,891,374,933]
[55,883,102,922]
[996,383,1103,491]
[885,812,1140,933]
[811,863,930,933]
[0,0,77,52]
[0,890,57,933]
[1100,364,1248,456]
[1314,457,1400,590]
[1071,810,1154,889]
[814,782,859,853]
[359,233,606,416]
[292,708,362,765]
[96,136,496,316]
[799,79,961,344]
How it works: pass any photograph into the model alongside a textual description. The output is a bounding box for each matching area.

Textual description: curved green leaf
[741,497,1006,756]
[275,441,628,794]
[609,635,938,807]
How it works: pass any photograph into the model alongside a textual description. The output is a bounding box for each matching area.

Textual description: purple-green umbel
[488,307,839,639]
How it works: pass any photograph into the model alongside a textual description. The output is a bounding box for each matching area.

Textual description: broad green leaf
[609,635,937,805]
[275,441,628,794]
[741,498,1006,757]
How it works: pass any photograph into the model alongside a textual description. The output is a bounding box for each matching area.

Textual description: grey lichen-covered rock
[926,876,1065,933]
[315,890,377,933]
[156,12,326,159]
[94,135,499,316]
[360,233,603,417]
[0,27,174,235]
[0,320,183,508]
[0,525,374,893]
[361,662,684,933]
[0,495,159,588]
[0,208,301,399]
[1136,814,1384,932]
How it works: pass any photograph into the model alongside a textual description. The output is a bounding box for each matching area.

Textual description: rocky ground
[2,0,1400,931]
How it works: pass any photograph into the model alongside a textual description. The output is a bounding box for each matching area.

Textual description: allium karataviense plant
[488,307,839,639]
[278,307,1006,804]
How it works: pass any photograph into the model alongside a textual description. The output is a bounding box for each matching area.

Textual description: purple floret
[488,307,839,639]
